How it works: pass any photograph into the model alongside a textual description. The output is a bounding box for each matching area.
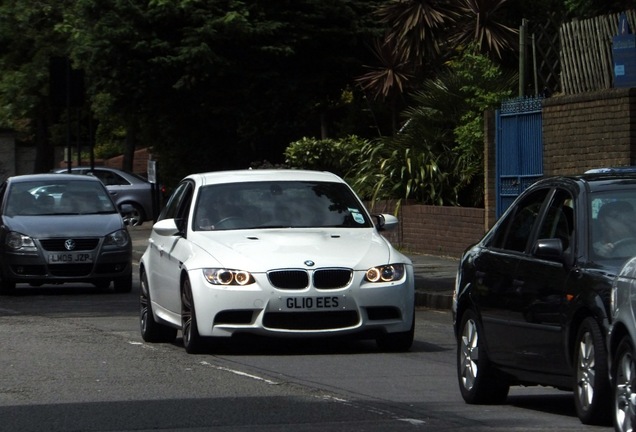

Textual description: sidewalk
[128,224,457,310]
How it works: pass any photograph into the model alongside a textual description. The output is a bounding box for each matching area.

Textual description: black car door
[473,187,551,366]
[507,187,574,375]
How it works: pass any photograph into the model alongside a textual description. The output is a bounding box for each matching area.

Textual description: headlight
[104,229,130,247]
[5,231,37,251]
[365,264,405,283]
[203,268,255,286]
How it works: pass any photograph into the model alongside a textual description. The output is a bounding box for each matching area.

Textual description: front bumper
[1,243,132,285]
[189,266,415,338]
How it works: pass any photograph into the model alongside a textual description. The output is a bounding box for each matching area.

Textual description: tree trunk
[33,102,54,173]
[122,116,137,172]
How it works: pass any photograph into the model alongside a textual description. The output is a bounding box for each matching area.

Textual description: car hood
[3,214,125,238]
[187,228,408,272]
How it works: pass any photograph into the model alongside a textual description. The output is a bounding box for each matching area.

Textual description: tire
[181,277,205,354]
[376,313,415,352]
[139,270,177,343]
[93,280,110,290]
[122,203,144,227]
[457,309,509,404]
[573,317,611,425]
[0,276,16,295]
[613,335,636,432]
[113,273,132,293]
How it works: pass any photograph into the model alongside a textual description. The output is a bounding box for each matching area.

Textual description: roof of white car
[188,169,345,186]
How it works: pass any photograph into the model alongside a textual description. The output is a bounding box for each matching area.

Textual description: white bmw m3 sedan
[139,169,414,353]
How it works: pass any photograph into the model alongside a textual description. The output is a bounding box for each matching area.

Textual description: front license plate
[279,296,345,311]
[48,252,93,264]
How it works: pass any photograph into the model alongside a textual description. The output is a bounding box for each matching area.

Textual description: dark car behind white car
[0,173,133,294]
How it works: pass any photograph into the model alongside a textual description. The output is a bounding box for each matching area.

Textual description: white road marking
[200,361,279,385]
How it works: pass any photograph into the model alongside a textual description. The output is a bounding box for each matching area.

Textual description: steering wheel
[610,237,636,256]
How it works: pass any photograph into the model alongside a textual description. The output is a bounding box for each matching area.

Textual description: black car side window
[492,189,550,252]
[536,190,574,252]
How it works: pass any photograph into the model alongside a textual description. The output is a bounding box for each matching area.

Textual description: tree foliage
[351,47,514,207]
[284,135,367,178]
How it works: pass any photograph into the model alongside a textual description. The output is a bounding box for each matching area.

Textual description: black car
[453,170,636,425]
[0,173,133,294]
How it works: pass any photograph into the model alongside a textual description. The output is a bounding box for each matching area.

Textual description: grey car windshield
[5,180,117,216]
[193,181,372,230]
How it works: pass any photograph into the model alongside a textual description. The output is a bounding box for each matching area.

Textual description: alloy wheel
[460,318,479,391]
[576,331,596,410]
[615,340,636,432]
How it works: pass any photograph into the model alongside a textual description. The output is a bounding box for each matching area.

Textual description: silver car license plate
[273,295,346,311]
[48,252,93,264]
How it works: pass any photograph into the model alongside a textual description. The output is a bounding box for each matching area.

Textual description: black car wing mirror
[532,238,565,262]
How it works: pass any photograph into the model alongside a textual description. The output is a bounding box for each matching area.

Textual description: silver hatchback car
[0,173,133,294]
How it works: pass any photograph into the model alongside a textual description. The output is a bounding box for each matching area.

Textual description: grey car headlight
[104,229,130,247]
[203,268,255,286]
[6,231,37,252]
[365,264,406,283]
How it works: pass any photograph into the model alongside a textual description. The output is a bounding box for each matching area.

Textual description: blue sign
[613,13,636,88]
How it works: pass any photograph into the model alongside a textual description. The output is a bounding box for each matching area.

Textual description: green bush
[284,135,368,179]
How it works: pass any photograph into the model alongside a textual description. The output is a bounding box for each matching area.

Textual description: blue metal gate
[495,97,544,218]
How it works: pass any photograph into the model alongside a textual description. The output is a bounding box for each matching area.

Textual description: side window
[158,182,190,221]
[490,189,550,252]
[536,189,574,252]
[95,170,127,186]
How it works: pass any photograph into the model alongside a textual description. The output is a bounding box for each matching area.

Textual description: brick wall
[399,205,485,258]
[542,87,636,175]
[371,201,485,259]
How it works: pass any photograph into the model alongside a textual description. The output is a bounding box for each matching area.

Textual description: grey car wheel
[122,203,144,226]
[457,309,509,404]
[573,317,611,425]
[613,336,636,432]
[140,269,177,343]
[181,277,205,354]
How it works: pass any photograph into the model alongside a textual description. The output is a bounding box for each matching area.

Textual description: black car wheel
[613,335,636,432]
[181,277,205,354]
[573,317,611,425]
[457,309,509,404]
[140,269,177,343]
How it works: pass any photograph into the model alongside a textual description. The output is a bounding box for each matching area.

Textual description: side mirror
[373,214,399,231]
[152,218,180,236]
[532,238,564,262]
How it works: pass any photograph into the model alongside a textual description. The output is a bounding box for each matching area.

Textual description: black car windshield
[591,191,636,259]
[193,181,372,231]
[5,180,117,216]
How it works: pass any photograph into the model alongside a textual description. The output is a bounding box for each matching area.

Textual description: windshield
[5,180,117,217]
[590,191,636,259]
[193,180,372,231]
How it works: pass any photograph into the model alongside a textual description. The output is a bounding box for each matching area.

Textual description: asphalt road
[0,268,610,432]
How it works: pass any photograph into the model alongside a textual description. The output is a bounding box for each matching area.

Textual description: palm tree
[452,0,518,59]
